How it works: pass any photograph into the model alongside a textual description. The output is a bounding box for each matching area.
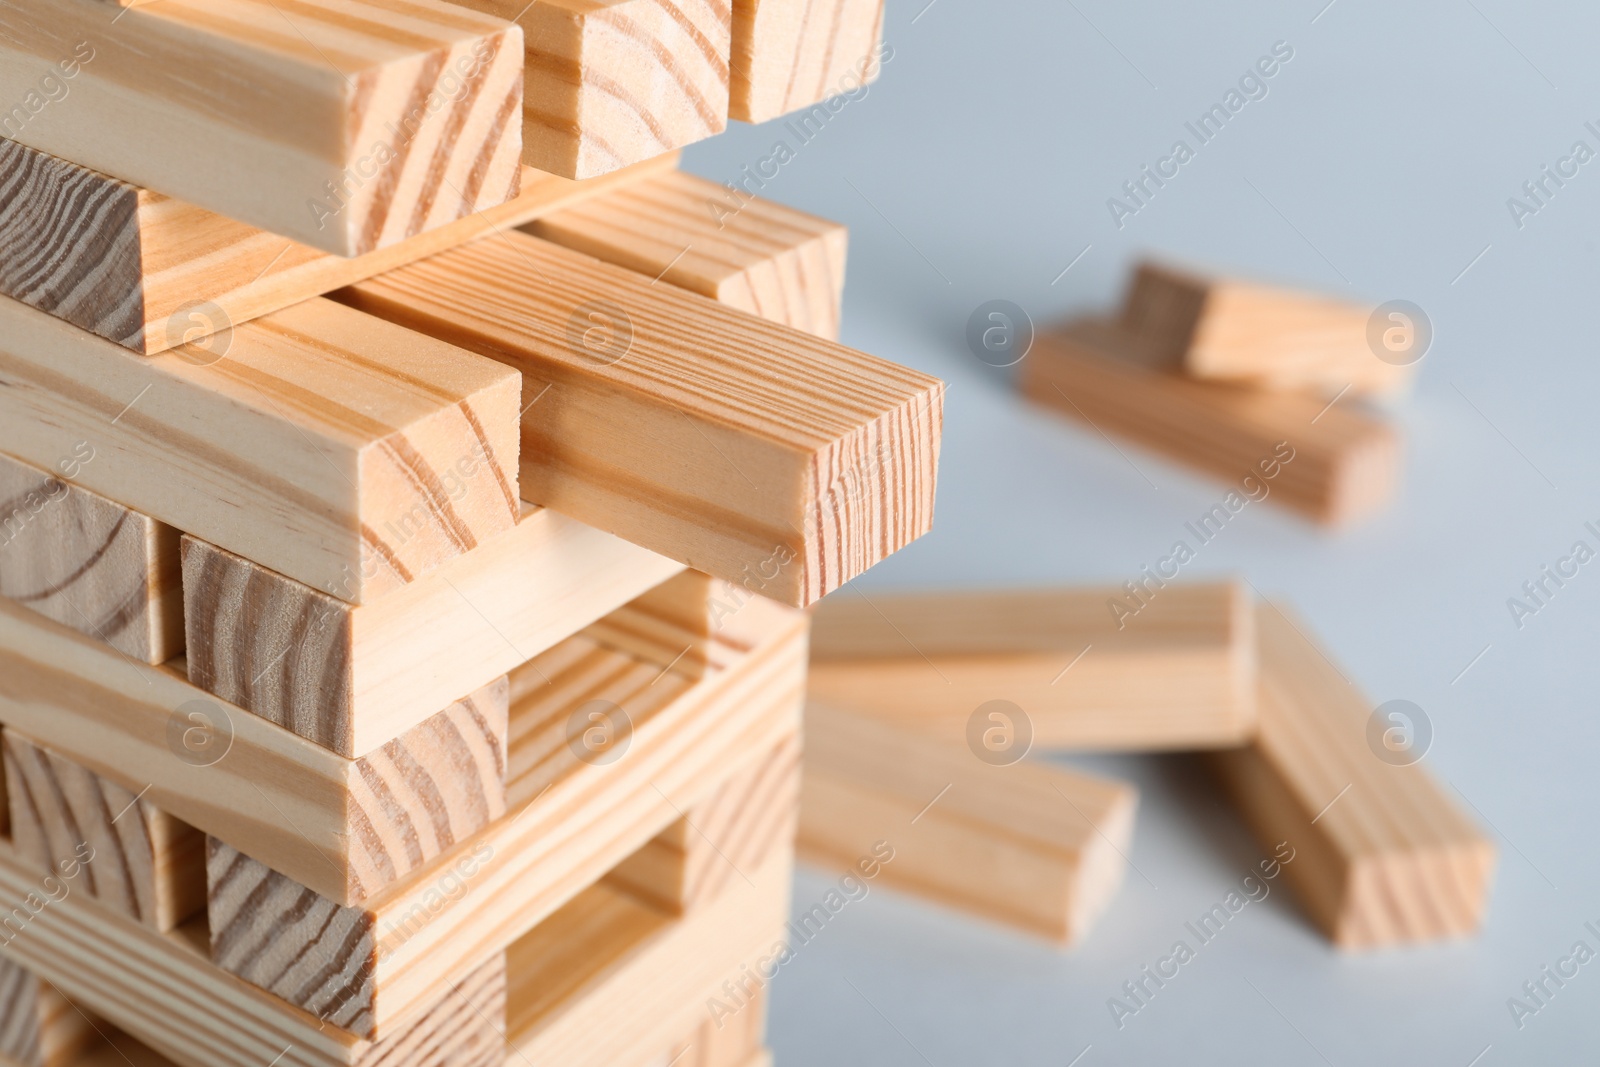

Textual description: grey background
[681,0,1600,1064]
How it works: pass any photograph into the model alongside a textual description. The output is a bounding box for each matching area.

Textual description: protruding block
[730,0,885,123]
[0,957,98,1067]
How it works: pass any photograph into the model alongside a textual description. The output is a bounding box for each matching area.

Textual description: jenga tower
[0,1,937,1064]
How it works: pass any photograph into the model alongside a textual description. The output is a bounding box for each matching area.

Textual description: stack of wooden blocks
[0,1,939,1065]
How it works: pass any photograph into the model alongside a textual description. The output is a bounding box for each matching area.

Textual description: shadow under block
[1210,604,1496,948]
[1121,260,1415,400]
[729,0,885,123]
[4,732,203,933]
[807,581,1256,751]
[0,957,98,1067]
[1020,319,1399,526]
[0,135,681,356]
[0,0,524,256]
[180,506,682,757]
[338,232,944,607]
[0,450,181,665]
[0,294,521,605]
[800,703,1136,942]
[527,169,848,339]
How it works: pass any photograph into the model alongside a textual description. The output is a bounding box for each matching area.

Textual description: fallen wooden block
[808,581,1256,751]
[0,294,521,605]
[0,0,524,256]
[1211,603,1496,948]
[800,702,1136,942]
[1020,318,1399,526]
[0,133,679,354]
[339,232,944,607]
[527,169,848,339]
[1121,261,1417,399]
[0,450,181,665]
[730,0,885,123]
[0,957,98,1067]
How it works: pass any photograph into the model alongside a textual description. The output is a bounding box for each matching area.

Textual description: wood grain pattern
[0,294,521,605]
[0,135,679,354]
[0,450,181,665]
[0,0,524,256]
[339,231,944,607]
[0,957,97,1067]
[808,581,1256,751]
[583,570,714,682]
[527,169,847,339]
[730,0,885,123]
[1211,603,1496,949]
[1020,318,1399,526]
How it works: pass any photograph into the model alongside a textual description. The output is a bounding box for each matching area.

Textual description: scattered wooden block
[0,450,181,665]
[339,231,944,607]
[1121,261,1416,400]
[0,294,522,605]
[583,570,716,683]
[527,169,848,339]
[0,957,98,1067]
[0,134,680,354]
[730,0,885,123]
[0,0,524,256]
[1211,603,1496,948]
[1020,318,1399,526]
[808,581,1256,751]
[800,702,1137,942]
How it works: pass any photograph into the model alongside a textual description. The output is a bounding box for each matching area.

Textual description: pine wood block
[0,0,524,257]
[339,232,944,607]
[1211,604,1496,949]
[0,134,680,354]
[582,570,714,683]
[1020,318,1399,526]
[0,450,180,665]
[0,958,97,1067]
[180,506,681,757]
[1121,261,1415,399]
[527,169,848,339]
[730,0,885,123]
[800,702,1136,942]
[652,986,768,1067]
[808,581,1256,751]
[0,294,522,604]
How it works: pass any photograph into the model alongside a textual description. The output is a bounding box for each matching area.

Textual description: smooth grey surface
[683,2,1599,1064]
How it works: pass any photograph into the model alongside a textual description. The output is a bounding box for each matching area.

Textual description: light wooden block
[1020,318,1399,526]
[1211,604,1496,949]
[339,231,944,607]
[0,450,180,665]
[0,0,524,256]
[527,169,848,339]
[652,986,768,1067]
[808,581,1256,751]
[0,294,522,605]
[730,0,885,123]
[0,958,97,1067]
[583,570,716,683]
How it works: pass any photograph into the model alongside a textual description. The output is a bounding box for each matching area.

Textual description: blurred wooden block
[1121,261,1416,399]
[652,987,768,1067]
[730,0,885,123]
[0,0,523,256]
[808,581,1256,751]
[584,570,715,683]
[0,295,521,604]
[1020,318,1399,526]
[528,169,848,339]
[1211,603,1496,949]
[0,957,98,1067]
[0,451,181,665]
[339,232,943,607]
[800,703,1136,942]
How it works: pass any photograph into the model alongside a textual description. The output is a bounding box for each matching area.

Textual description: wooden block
[0,958,97,1067]
[0,0,523,256]
[0,294,522,605]
[808,581,1256,751]
[800,702,1136,942]
[0,133,679,354]
[457,0,730,179]
[730,0,885,123]
[527,169,848,339]
[584,570,715,683]
[1020,318,1399,526]
[1211,604,1496,949]
[3,731,203,933]
[338,232,944,607]
[1121,261,1416,399]
[180,506,681,757]
[652,986,768,1067]
[0,450,180,665]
